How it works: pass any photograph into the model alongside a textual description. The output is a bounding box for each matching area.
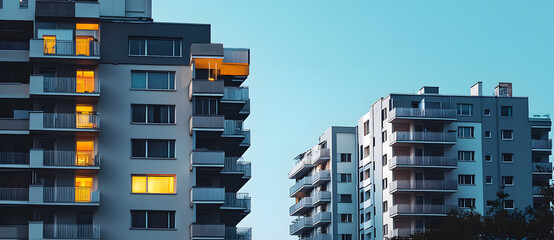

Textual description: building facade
[0,0,252,239]
[290,83,552,240]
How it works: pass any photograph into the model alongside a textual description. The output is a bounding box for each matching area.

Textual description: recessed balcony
[189,187,225,206]
[389,180,457,193]
[0,83,29,98]
[388,107,457,122]
[532,139,552,152]
[30,75,99,97]
[27,221,100,240]
[30,149,100,170]
[391,228,425,238]
[389,156,457,170]
[222,193,251,212]
[222,157,251,178]
[0,40,30,62]
[390,204,454,217]
[0,151,30,167]
[190,224,225,240]
[190,150,225,169]
[29,39,99,63]
[532,162,552,174]
[29,112,99,132]
[0,185,100,206]
[390,131,457,146]
[312,211,331,227]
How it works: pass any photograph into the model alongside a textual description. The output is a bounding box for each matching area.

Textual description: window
[381,108,387,121]
[341,234,352,240]
[502,153,513,163]
[340,153,352,162]
[501,106,512,117]
[382,178,388,189]
[458,127,474,138]
[502,176,514,186]
[486,200,494,207]
[363,146,370,158]
[131,210,175,229]
[484,131,491,138]
[131,175,175,194]
[132,105,175,124]
[19,0,28,8]
[340,214,352,223]
[457,104,473,116]
[0,0,2,9]
[484,109,491,116]
[485,155,492,162]
[382,154,388,166]
[194,98,218,115]
[382,131,387,142]
[76,70,96,93]
[131,71,175,90]
[131,139,176,158]
[339,174,352,183]
[339,194,352,203]
[383,224,388,235]
[458,151,475,161]
[501,130,513,140]
[129,38,182,57]
[458,175,475,185]
[458,198,476,208]
[383,201,388,212]
[363,121,370,135]
[486,176,492,184]
[503,200,514,209]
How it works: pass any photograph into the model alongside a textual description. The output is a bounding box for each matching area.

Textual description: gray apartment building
[0,0,252,239]
[290,82,552,240]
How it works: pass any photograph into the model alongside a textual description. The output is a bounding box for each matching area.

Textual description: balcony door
[75,36,94,56]
[43,35,56,54]
[76,139,94,166]
[75,105,95,128]
[75,177,93,202]
[76,70,95,93]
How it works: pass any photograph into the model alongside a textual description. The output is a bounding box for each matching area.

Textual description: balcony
[29,149,100,169]
[312,211,331,227]
[0,225,28,239]
[43,224,100,239]
[0,118,30,135]
[390,204,454,217]
[389,108,457,122]
[389,156,457,170]
[301,234,332,240]
[0,188,29,202]
[188,79,224,100]
[290,197,313,216]
[190,224,225,240]
[532,162,553,174]
[391,228,425,238]
[289,146,330,179]
[43,186,100,205]
[222,193,251,211]
[0,152,30,166]
[190,150,224,169]
[225,227,251,240]
[190,187,225,206]
[533,186,544,196]
[0,40,30,62]
[222,157,251,178]
[290,216,313,235]
[189,115,224,136]
[29,112,99,132]
[221,48,250,76]
[289,170,331,197]
[29,39,100,63]
[390,131,457,146]
[532,139,552,152]
[0,83,29,98]
[30,75,99,97]
[389,180,457,193]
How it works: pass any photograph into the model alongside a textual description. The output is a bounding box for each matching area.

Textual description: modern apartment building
[290,83,552,240]
[0,0,252,239]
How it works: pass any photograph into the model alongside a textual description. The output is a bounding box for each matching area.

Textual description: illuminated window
[76,23,99,30]
[76,70,95,93]
[76,140,94,166]
[43,35,56,54]
[75,176,93,202]
[75,105,96,128]
[132,175,175,194]
[76,36,94,56]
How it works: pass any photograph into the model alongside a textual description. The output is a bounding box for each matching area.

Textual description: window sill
[130,88,177,92]
[129,228,177,231]
[130,157,177,160]
[131,122,177,125]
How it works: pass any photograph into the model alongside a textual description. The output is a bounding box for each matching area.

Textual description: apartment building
[289,127,359,240]
[0,0,252,239]
[290,83,552,240]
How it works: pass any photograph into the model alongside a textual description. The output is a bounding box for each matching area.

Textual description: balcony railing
[223,48,250,64]
[43,224,100,239]
[533,186,544,195]
[392,228,425,237]
[189,115,225,134]
[43,150,99,167]
[190,187,225,204]
[0,188,29,201]
[532,162,553,173]
[312,211,331,225]
[390,204,454,216]
[289,145,330,179]
[289,170,331,196]
[189,79,224,99]
[290,216,313,235]
[190,224,225,238]
[301,234,332,240]
[290,197,313,215]
[0,40,29,50]
[0,152,30,165]
[42,77,98,94]
[225,227,252,240]
[43,187,100,203]
[0,225,28,239]
[532,139,552,150]
[222,157,251,177]
[190,150,225,167]
[391,131,457,144]
[390,108,457,120]
[223,193,251,209]
[390,180,457,193]
[42,113,99,129]
[42,40,99,57]
[312,191,331,204]
[223,120,244,135]
[222,87,249,102]
[390,156,457,169]
[241,130,251,146]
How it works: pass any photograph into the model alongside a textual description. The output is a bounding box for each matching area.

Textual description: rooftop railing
[223,49,249,64]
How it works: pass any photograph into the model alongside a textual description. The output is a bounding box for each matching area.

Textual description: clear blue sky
[153,1,554,239]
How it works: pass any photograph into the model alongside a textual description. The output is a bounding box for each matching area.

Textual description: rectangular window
[485,131,491,138]
[363,146,370,158]
[503,200,514,209]
[131,104,175,124]
[341,234,353,240]
[19,0,28,8]
[502,153,513,163]
[458,174,475,185]
[501,106,513,117]
[383,201,388,212]
[502,176,514,186]
[458,127,475,138]
[484,109,491,116]
[485,155,492,162]
[131,71,175,90]
[131,139,175,158]
[129,38,182,57]
[458,198,476,208]
[194,98,218,115]
[383,224,388,234]
[382,178,388,189]
[363,121,370,135]
[132,175,175,194]
[339,194,352,203]
[501,130,513,140]
[486,200,494,207]
[381,108,387,121]
[340,153,352,162]
[340,214,352,223]
[131,210,175,229]
[457,103,473,116]
[339,174,352,183]
[458,151,475,161]
[486,176,492,184]
[382,154,388,166]
[382,131,387,142]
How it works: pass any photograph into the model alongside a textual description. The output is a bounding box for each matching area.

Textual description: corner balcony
[30,39,99,64]
[220,87,249,118]
[28,221,100,240]
[190,224,225,240]
[290,216,313,235]
[390,131,456,146]
[389,156,457,170]
[289,146,330,179]
[289,170,331,197]
[0,40,30,62]
[222,157,251,178]
[312,212,331,227]
[189,187,225,206]
[389,180,457,193]
[221,120,251,155]
[532,139,552,152]
[0,118,30,135]
[0,82,29,98]
[290,191,331,216]
[189,115,224,138]
[188,79,224,100]
[225,227,251,240]
[388,108,457,122]
[391,228,425,238]
[30,75,100,97]
[31,149,100,169]
[190,150,225,169]
[532,162,553,174]
[29,112,99,132]
[390,204,454,217]
[222,193,251,212]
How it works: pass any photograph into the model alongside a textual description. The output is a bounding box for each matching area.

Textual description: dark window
[131,211,146,228]
[194,98,218,115]
[486,200,494,207]
[339,194,352,203]
[501,106,512,117]
[132,139,175,158]
[363,121,370,135]
[457,104,473,116]
[131,139,146,158]
[383,201,388,212]
[382,131,387,142]
[486,176,492,184]
[131,210,175,229]
[340,153,352,162]
[484,109,491,116]
[502,153,513,162]
[339,174,352,183]
[485,131,491,138]
[129,38,181,57]
[485,155,492,162]
[458,151,475,161]
[340,214,352,222]
[382,154,387,166]
[382,178,388,189]
[147,39,174,56]
[131,105,146,123]
[131,105,175,124]
[129,39,146,55]
[458,198,476,208]
[131,71,175,90]
[341,234,352,240]
[503,200,514,209]
[458,174,475,185]
[501,130,513,140]
[502,176,514,185]
[458,127,474,138]
[19,0,28,8]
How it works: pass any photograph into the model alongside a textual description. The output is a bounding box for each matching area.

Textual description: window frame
[131,71,176,91]
[502,176,514,186]
[458,126,475,138]
[131,174,176,195]
[339,194,353,203]
[340,153,352,162]
[339,173,352,183]
[503,200,514,209]
[484,131,491,138]
[128,38,182,57]
[486,176,493,184]
[340,213,353,223]
[458,198,476,208]
[500,106,513,117]
[501,130,513,140]
[458,151,475,162]
[502,153,514,163]
[458,174,476,185]
[131,104,176,124]
[131,139,176,159]
[485,155,492,162]
[484,109,491,116]
[457,103,474,116]
[130,210,176,229]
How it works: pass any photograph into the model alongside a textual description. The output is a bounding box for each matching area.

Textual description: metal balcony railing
[392,228,425,237]
[390,108,457,119]
[190,187,225,203]
[0,40,29,50]
[43,224,100,239]
[190,224,225,238]
[532,139,552,149]
[0,152,30,165]
[43,77,98,94]
[390,156,457,168]
[43,150,99,167]
[223,193,251,209]
[290,197,312,215]
[225,227,252,240]
[390,204,454,216]
[312,211,331,225]
[222,87,249,101]
[0,225,28,239]
[290,216,313,235]
[532,162,553,173]
[43,113,99,129]
[223,49,249,64]
[391,131,457,143]
[0,188,29,201]
[289,145,330,178]
[43,40,99,57]
[289,170,330,196]
[223,120,244,135]
[390,180,457,193]
[43,187,100,203]
[222,157,251,177]
[312,191,331,204]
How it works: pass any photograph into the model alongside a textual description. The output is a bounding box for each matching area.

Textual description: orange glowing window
[132,175,175,194]
[76,105,96,128]
[76,36,94,56]
[76,23,99,30]
[43,35,56,54]
[76,140,94,166]
[75,176,93,202]
[76,70,95,93]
